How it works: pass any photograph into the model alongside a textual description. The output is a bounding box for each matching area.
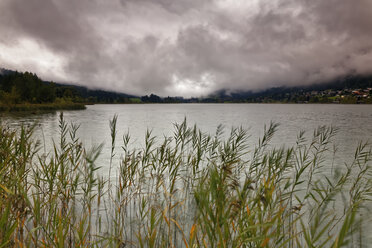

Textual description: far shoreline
[1,101,371,114]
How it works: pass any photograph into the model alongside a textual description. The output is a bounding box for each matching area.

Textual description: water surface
[2,103,372,170]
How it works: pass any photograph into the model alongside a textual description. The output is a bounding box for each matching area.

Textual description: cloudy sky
[0,0,371,96]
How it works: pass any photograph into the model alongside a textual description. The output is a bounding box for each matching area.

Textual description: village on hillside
[296,87,372,104]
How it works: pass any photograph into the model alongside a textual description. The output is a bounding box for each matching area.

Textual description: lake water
[2,103,372,170]
[2,103,372,246]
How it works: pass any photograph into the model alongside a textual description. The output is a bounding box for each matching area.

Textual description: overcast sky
[0,0,371,96]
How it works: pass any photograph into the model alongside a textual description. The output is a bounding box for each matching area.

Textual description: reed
[0,114,371,247]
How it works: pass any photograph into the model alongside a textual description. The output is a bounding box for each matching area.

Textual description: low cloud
[1,0,371,96]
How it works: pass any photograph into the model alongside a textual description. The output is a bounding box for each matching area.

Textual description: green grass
[0,115,371,247]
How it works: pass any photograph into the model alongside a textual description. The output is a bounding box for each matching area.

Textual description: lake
[1,103,372,184]
[2,103,372,246]
[2,103,372,164]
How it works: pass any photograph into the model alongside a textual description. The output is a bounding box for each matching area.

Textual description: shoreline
[0,102,86,113]
[0,101,370,113]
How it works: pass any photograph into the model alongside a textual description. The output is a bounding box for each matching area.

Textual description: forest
[0,69,136,111]
[0,70,56,104]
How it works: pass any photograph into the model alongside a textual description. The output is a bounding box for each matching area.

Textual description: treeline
[0,70,88,111]
[0,69,136,107]
[54,84,136,103]
[0,71,56,104]
[140,94,196,103]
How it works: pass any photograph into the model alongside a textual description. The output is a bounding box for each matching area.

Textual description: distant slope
[53,83,136,103]
[0,69,87,111]
[207,74,372,103]
[0,68,16,76]
[0,68,137,103]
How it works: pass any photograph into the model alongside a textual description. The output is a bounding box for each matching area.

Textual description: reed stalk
[0,115,371,247]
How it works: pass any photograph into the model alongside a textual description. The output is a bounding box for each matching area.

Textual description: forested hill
[205,75,372,103]
[0,70,56,103]
[0,69,136,104]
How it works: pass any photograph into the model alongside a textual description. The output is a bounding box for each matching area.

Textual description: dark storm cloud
[0,0,99,51]
[0,0,372,96]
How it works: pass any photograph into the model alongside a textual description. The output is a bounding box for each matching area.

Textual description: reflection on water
[1,104,372,193]
[2,104,372,167]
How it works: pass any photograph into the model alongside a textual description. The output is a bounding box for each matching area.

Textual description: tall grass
[0,114,371,247]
